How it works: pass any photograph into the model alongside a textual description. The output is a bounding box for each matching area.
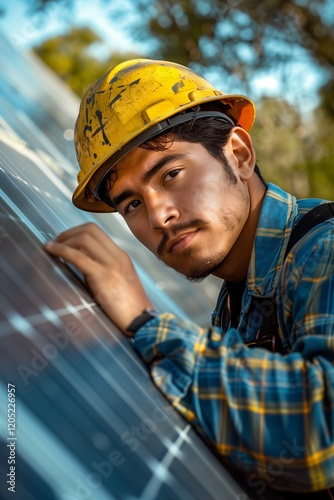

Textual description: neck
[214,177,267,283]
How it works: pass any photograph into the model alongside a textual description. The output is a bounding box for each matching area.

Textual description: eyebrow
[112,152,186,209]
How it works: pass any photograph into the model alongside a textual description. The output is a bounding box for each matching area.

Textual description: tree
[30,0,334,93]
[30,0,334,198]
[300,106,334,199]
[250,96,334,199]
[33,26,141,97]
[251,98,310,197]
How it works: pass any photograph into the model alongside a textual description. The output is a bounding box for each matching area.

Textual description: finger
[54,222,97,240]
[55,232,121,267]
[55,223,112,248]
[44,241,100,276]
[45,239,136,286]
[54,223,124,264]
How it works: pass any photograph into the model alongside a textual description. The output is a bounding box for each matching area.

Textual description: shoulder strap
[284,202,334,258]
[246,202,334,353]
[218,202,334,353]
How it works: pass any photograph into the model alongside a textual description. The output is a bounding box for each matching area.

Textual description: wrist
[126,307,160,334]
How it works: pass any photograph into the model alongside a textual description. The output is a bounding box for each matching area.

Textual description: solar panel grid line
[0,133,68,186]
[166,428,246,500]
[0,211,92,312]
[1,338,214,498]
[1,324,177,458]
[0,265,128,373]
[0,247,77,322]
[0,111,73,169]
[2,330,176,452]
[0,133,75,200]
[0,183,68,243]
[27,332,167,433]
[0,213,122,342]
[0,307,35,339]
[0,55,79,148]
[0,384,116,500]
[31,351,156,450]
[0,112,24,142]
[0,280,95,336]
[0,344,167,496]
[0,193,92,275]
[0,127,31,158]
[24,323,174,441]
[14,110,76,169]
[133,425,191,500]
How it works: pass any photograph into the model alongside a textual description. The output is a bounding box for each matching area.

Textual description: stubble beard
[180,249,226,282]
[155,175,248,282]
[157,246,227,283]
[159,205,246,282]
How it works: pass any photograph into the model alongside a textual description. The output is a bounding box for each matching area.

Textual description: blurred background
[1,0,333,200]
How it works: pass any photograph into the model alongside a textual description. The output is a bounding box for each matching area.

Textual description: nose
[146,190,179,230]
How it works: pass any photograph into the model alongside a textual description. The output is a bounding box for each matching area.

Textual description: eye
[164,169,181,182]
[124,199,141,215]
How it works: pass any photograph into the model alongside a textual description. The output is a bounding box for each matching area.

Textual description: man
[45,59,334,494]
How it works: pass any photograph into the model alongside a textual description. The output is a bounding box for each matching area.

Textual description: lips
[167,230,198,253]
[157,219,206,257]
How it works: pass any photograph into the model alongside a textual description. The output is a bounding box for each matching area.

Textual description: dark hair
[100,115,265,206]
[141,116,238,183]
[142,116,265,185]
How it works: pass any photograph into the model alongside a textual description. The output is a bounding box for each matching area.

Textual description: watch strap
[126,308,159,333]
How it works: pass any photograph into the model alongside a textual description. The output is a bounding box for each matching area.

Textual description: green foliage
[33,26,140,97]
[251,98,334,198]
[127,0,334,93]
[30,0,334,199]
[251,98,309,196]
[29,0,334,94]
[303,109,334,198]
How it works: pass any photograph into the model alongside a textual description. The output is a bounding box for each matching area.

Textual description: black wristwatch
[126,308,160,334]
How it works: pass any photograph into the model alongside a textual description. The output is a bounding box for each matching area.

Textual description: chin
[160,247,226,281]
[181,257,224,283]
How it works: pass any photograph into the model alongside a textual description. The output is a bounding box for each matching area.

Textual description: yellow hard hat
[72,58,256,212]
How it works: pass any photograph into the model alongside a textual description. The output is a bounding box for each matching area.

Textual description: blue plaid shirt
[134,183,334,492]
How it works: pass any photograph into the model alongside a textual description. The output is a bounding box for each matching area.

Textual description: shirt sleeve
[133,222,334,493]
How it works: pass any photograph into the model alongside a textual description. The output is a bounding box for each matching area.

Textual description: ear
[227,127,256,181]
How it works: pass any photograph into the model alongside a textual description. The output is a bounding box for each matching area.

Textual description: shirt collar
[247,183,297,297]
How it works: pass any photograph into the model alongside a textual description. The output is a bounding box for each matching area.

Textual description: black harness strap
[225,203,334,354]
[285,203,334,258]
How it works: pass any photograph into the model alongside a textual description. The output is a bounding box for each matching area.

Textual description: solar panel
[0,34,284,500]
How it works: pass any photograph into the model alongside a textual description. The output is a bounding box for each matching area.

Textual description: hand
[44,223,154,336]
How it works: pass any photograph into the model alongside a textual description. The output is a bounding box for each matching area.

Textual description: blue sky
[0,0,146,54]
[0,0,326,109]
